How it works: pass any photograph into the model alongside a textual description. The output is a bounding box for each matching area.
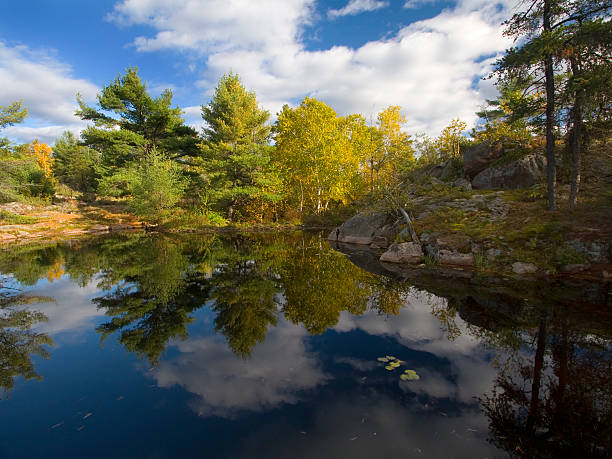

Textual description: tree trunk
[569,57,583,210]
[398,206,421,245]
[543,0,557,211]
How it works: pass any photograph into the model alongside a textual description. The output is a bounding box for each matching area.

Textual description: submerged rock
[380,242,424,264]
[370,236,388,249]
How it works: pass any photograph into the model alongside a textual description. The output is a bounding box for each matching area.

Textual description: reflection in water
[480,311,612,457]
[0,288,54,398]
[0,232,610,457]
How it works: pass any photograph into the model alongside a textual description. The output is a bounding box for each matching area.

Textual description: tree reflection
[0,291,54,398]
[281,237,405,334]
[211,261,279,358]
[480,312,611,458]
[93,235,212,364]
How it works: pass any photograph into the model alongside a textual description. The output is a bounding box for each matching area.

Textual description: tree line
[0,0,609,222]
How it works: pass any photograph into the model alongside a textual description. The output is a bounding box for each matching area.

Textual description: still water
[0,232,610,458]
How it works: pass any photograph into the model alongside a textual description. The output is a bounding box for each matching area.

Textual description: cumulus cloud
[109,0,512,135]
[328,0,389,19]
[107,0,314,54]
[0,42,98,144]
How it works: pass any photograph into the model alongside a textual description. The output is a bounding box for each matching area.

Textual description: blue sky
[0,0,515,144]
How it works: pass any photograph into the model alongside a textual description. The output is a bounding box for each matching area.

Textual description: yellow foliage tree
[274,98,365,215]
[29,140,54,178]
[372,106,414,189]
[434,118,467,159]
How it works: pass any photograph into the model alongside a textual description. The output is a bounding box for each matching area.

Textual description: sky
[0,0,517,145]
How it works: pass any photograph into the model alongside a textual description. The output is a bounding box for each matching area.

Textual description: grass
[0,211,39,224]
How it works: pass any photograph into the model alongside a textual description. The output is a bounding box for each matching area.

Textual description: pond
[0,232,610,458]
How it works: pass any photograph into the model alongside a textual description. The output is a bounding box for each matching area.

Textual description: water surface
[0,232,610,458]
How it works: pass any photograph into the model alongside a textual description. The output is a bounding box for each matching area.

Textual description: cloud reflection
[152,317,328,418]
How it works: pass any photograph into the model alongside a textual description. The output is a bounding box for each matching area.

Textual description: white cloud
[109,0,512,135]
[328,0,389,19]
[403,0,439,9]
[108,0,315,54]
[0,42,98,144]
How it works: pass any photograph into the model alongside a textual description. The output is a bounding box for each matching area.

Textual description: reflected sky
[0,233,609,458]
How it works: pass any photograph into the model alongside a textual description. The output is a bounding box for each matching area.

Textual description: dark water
[0,232,610,458]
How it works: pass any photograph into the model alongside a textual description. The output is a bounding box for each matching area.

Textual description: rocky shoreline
[327,140,611,281]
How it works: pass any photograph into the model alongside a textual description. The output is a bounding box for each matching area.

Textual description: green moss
[0,211,39,224]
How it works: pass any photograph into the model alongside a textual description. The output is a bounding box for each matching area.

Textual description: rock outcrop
[463,141,504,179]
[472,154,546,190]
[328,211,391,245]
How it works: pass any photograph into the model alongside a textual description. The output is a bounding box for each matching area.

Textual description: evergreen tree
[201,73,280,221]
[76,67,199,170]
[53,131,99,193]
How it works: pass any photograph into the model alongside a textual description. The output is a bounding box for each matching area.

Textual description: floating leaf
[377,357,389,362]
[385,365,395,370]
[390,361,400,367]
[400,369,420,381]
[385,356,396,360]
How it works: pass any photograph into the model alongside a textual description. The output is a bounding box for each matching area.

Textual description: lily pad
[377,357,389,362]
[389,361,400,367]
[400,369,420,381]
[384,365,395,371]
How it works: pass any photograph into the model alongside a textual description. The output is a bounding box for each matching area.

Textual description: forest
[0,0,610,227]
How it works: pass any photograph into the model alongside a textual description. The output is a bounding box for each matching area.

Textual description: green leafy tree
[201,73,280,221]
[98,150,187,222]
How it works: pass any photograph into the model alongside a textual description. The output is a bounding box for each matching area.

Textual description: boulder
[328,211,390,245]
[438,250,474,266]
[472,154,546,190]
[380,242,424,264]
[463,141,504,179]
[512,262,538,275]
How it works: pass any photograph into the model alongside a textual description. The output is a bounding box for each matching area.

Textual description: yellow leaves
[28,139,54,178]
[434,118,467,159]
